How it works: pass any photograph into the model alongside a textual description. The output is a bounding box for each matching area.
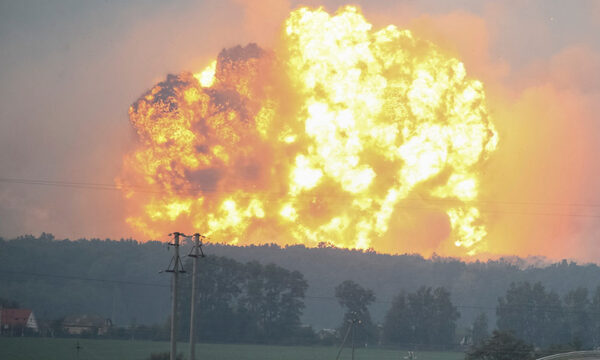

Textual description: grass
[0,337,465,360]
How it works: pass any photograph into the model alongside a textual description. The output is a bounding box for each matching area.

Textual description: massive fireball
[118,6,498,255]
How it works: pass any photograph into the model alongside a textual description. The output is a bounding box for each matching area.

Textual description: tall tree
[407,287,436,346]
[591,287,600,348]
[431,287,460,347]
[334,280,377,345]
[564,287,591,348]
[382,292,411,345]
[178,257,308,344]
[382,286,459,349]
[497,282,564,347]
[471,313,490,346]
[242,262,308,343]
[178,256,245,342]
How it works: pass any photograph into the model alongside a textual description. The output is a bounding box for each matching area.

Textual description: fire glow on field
[118,6,498,255]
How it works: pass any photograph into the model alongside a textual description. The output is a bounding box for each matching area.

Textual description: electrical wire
[2,269,600,316]
[2,177,600,219]
[0,269,169,288]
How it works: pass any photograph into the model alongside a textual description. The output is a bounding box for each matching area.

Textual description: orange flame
[118,6,498,255]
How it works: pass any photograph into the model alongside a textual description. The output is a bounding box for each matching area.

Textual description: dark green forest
[175,256,309,344]
[3,233,600,347]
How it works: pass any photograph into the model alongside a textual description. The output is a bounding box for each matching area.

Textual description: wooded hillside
[2,234,599,331]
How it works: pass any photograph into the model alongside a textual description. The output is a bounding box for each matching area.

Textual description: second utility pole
[189,233,205,360]
[166,232,186,360]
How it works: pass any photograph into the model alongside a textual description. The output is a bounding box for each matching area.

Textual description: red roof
[1,309,32,326]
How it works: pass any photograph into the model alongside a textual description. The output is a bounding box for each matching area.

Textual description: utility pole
[188,233,205,360]
[166,232,186,360]
[351,319,355,360]
[335,324,351,360]
[75,341,81,360]
[335,313,360,360]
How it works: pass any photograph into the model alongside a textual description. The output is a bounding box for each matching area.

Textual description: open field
[0,337,464,360]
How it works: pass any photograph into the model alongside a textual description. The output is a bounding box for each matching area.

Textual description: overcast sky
[1,0,599,260]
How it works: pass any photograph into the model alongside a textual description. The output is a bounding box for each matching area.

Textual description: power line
[305,293,600,317]
[0,269,169,288]
[3,177,600,219]
[0,177,163,194]
[2,176,600,208]
[2,269,600,316]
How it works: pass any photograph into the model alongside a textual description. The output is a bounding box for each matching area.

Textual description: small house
[63,314,112,336]
[0,308,39,335]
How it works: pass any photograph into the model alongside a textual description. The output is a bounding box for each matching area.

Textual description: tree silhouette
[335,280,377,345]
[467,330,534,360]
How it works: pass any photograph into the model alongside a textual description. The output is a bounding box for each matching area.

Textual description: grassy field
[0,337,465,360]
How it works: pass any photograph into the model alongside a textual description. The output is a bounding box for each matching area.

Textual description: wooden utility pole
[351,319,355,360]
[335,313,360,360]
[188,233,205,360]
[166,232,186,360]
[75,341,81,360]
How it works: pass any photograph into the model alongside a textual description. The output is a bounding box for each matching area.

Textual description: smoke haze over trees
[5,234,600,348]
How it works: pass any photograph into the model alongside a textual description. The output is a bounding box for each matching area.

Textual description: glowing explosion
[118,6,498,256]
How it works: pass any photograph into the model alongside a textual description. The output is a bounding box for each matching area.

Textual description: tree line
[465,281,600,360]
[164,256,463,347]
[173,262,600,349]
[495,281,600,349]
[6,234,600,331]
[5,234,600,352]
[175,256,309,344]
[173,256,461,347]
